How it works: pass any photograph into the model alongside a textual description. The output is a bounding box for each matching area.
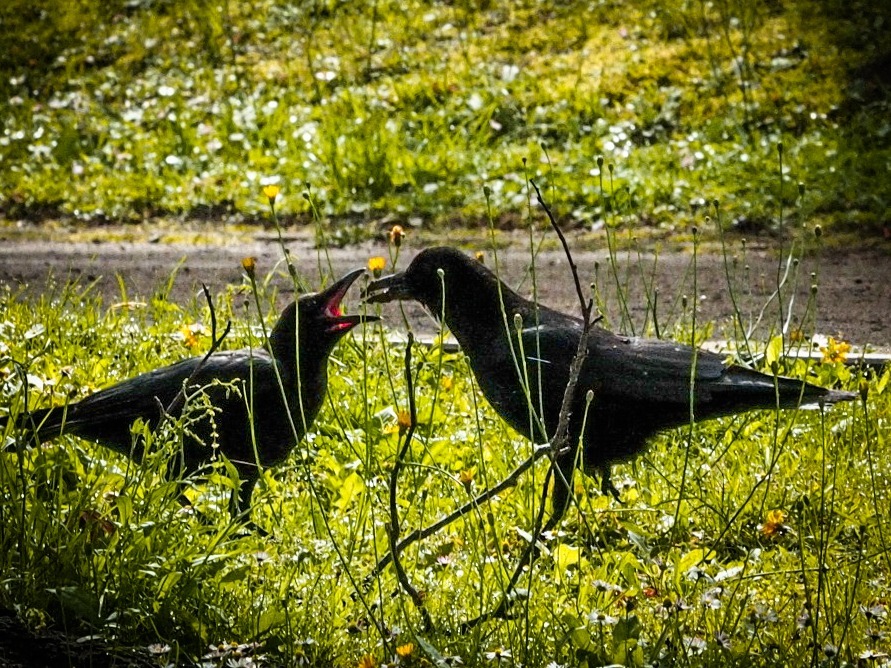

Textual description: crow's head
[271,268,378,357]
[363,247,488,319]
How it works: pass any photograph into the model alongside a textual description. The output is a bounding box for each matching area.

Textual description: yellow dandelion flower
[356,655,376,668]
[761,509,786,538]
[179,323,205,349]
[820,337,851,364]
[459,468,475,492]
[475,251,485,263]
[241,256,257,278]
[262,184,280,202]
[389,224,405,247]
[368,256,387,277]
[440,375,453,391]
[395,643,415,659]
[396,410,412,435]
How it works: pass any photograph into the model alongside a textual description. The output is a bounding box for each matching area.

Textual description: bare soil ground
[0,237,888,347]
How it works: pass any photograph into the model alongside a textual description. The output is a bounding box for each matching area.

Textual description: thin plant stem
[674,225,699,528]
[387,332,434,631]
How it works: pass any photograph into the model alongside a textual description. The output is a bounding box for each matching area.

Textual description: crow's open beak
[319,268,380,333]
[362,272,413,304]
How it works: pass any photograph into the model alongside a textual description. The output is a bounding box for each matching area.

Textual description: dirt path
[0,237,888,347]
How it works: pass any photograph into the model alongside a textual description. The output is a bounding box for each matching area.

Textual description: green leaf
[415,635,449,666]
[677,548,707,574]
[51,586,101,625]
[570,625,595,651]
[612,615,641,644]
[218,564,250,585]
[334,471,365,511]
[257,608,287,635]
[765,335,783,369]
[156,571,183,599]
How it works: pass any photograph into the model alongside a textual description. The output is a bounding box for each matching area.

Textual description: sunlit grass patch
[0,0,887,240]
[0,234,887,665]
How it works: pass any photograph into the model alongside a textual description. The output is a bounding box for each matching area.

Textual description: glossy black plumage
[365,247,856,518]
[4,268,377,517]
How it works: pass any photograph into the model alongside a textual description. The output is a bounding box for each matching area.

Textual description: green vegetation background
[0,0,888,242]
[1,2,891,667]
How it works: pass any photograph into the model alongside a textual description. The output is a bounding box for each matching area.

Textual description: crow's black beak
[362,272,413,304]
[319,268,380,332]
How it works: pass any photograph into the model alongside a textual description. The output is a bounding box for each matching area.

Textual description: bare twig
[154,284,233,515]
[530,179,592,322]
[462,181,597,629]
[366,440,553,584]
[368,184,600,630]
[530,179,596,503]
[461,466,556,631]
[387,332,434,631]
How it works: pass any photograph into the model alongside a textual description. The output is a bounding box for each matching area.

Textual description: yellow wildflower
[761,509,787,538]
[179,323,205,349]
[440,375,453,391]
[262,184,280,202]
[459,468,475,493]
[368,256,387,277]
[395,643,415,659]
[241,256,257,278]
[396,410,412,435]
[475,251,485,263]
[389,224,405,247]
[788,328,805,344]
[821,337,851,364]
[356,655,376,668]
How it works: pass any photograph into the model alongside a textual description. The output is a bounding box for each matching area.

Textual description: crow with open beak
[4,268,378,517]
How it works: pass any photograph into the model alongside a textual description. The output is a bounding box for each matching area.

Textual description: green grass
[1,0,890,663]
[0,0,889,242]
[1,227,888,666]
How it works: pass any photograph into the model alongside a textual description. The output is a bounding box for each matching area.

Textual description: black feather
[3,268,376,517]
[365,247,855,519]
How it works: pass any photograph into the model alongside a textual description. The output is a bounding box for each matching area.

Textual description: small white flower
[500,64,520,82]
[588,610,618,626]
[484,647,512,663]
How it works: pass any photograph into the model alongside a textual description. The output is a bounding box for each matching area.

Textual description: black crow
[365,247,856,519]
[3,268,377,517]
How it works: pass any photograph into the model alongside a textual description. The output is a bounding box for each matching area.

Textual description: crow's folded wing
[522,325,847,410]
[31,350,279,441]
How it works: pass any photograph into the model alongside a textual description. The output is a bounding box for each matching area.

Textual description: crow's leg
[599,465,621,501]
[547,446,579,527]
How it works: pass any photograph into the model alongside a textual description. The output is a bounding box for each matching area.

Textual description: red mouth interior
[325,302,344,319]
[325,294,354,332]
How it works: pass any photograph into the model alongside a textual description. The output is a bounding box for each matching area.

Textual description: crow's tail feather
[1,407,70,451]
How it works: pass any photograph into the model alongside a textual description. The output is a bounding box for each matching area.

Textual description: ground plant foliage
[0,236,889,666]
[0,0,888,241]
[1,1,890,666]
